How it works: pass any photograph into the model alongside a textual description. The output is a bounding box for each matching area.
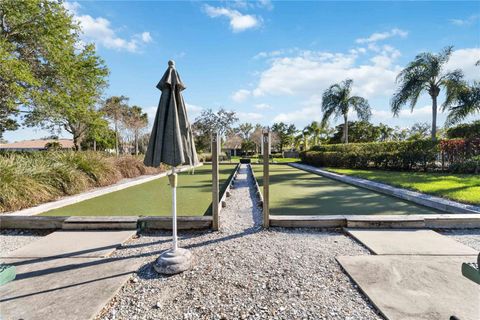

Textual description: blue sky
[6,0,480,142]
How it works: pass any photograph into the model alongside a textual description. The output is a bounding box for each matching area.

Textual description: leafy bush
[198,152,229,162]
[440,138,480,165]
[303,140,439,170]
[449,155,480,174]
[446,121,480,140]
[0,151,165,212]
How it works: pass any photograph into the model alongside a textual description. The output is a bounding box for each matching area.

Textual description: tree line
[0,0,149,153]
[1,1,477,153]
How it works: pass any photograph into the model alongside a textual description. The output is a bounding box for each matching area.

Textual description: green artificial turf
[326,168,480,205]
[253,164,443,215]
[41,164,237,216]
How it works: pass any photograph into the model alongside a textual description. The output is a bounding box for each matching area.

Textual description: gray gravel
[97,164,381,320]
[440,229,480,252]
[0,229,49,257]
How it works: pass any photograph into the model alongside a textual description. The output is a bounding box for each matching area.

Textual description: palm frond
[445,81,480,126]
[349,96,371,121]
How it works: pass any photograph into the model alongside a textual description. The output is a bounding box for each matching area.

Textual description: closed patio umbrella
[144,60,198,274]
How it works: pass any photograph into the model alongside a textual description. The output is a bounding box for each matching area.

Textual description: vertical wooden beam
[211,132,220,231]
[262,130,270,228]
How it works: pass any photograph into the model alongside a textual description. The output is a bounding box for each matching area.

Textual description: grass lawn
[252,164,443,215]
[41,164,237,216]
[326,168,480,205]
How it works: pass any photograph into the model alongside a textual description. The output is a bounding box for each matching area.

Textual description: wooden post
[212,132,220,231]
[262,130,270,228]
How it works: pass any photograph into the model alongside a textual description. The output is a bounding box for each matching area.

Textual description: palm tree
[443,62,480,126]
[444,81,480,126]
[321,79,371,144]
[378,123,394,142]
[391,46,464,140]
[304,121,325,146]
[101,96,129,155]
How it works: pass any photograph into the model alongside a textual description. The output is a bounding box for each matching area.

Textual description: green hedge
[302,140,439,170]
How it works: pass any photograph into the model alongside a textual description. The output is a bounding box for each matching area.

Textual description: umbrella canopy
[144,60,198,168]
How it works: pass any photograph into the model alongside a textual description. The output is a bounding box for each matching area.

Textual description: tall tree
[24,44,109,150]
[271,122,296,153]
[378,123,394,142]
[408,122,431,140]
[329,121,380,144]
[321,79,371,143]
[101,96,129,155]
[238,123,254,140]
[304,121,329,146]
[391,46,464,140]
[124,105,148,155]
[0,0,81,138]
[192,108,238,151]
[250,124,264,154]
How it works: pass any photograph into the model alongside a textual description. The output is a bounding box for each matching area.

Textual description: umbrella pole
[170,166,178,252]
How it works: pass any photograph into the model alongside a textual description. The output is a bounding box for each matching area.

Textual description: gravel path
[97,164,381,320]
[0,229,50,256]
[440,229,480,252]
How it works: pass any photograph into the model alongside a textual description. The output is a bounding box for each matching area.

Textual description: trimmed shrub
[449,155,480,174]
[446,121,480,140]
[440,138,480,165]
[198,152,229,162]
[304,140,439,170]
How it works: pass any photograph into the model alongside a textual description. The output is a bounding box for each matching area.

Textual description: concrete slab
[347,229,478,255]
[0,256,143,320]
[2,230,136,259]
[337,255,479,320]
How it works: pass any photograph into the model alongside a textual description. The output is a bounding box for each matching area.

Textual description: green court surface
[252,164,443,215]
[41,164,237,216]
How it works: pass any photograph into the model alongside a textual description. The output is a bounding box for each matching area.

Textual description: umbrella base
[153,248,193,275]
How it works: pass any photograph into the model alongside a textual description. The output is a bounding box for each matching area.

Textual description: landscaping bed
[0,151,165,213]
[40,164,237,217]
[252,164,442,216]
[326,168,480,205]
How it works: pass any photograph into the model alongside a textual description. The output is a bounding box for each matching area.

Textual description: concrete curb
[269,214,480,229]
[219,163,240,213]
[3,164,203,217]
[290,163,480,214]
[248,164,264,207]
[0,215,212,230]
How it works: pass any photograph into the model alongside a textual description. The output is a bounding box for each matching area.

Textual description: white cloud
[373,105,432,121]
[186,103,203,115]
[445,48,480,81]
[356,28,408,44]
[141,32,152,43]
[203,5,261,32]
[258,0,274,10]
[449,15,479,26]
[254,103,272,110]
[64,2,152,52]
[250,49,401,99]
[232,89,251,102]
[238,112,264,121]
[63,1,80,14]
[273,106,322,124]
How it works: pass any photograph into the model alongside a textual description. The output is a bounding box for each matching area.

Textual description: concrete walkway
[339,229,480,320]
[0,230,140,320]
[346,229,478,255]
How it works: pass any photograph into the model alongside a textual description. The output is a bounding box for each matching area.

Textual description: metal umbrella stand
[144,60,198,275]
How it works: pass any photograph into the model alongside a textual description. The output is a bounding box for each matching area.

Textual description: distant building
[0,139,74,151]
